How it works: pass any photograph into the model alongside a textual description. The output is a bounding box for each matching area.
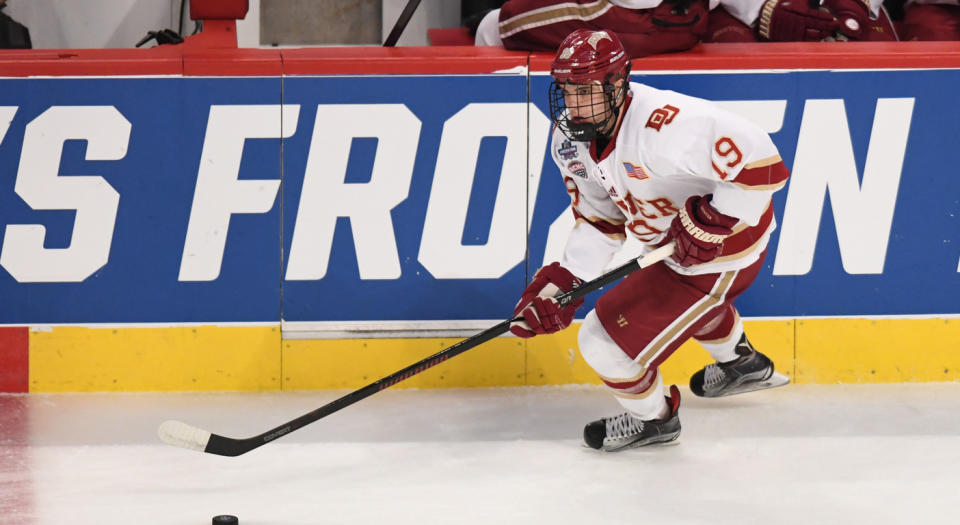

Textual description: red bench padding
[191,0,249,20]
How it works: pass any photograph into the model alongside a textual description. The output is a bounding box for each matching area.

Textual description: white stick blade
[158,420,212,452]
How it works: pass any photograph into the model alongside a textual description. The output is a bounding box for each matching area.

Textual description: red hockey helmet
[550,29,629,84]
[549,30,631,142]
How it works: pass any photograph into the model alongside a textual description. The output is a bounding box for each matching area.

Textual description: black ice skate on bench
[689,334,790,398]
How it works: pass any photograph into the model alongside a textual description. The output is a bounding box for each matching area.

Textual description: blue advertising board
[0,69,957,324]
[0,77,283,323]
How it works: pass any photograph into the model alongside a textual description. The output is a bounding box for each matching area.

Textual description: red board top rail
[637,41,960,71]
[1,42,960,78]
[281,46,527,75]
[0,48,184,77]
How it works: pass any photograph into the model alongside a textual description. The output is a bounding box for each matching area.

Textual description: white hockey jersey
[552,82,789,280]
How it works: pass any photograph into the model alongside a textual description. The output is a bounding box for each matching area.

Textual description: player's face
[562,82,610,124]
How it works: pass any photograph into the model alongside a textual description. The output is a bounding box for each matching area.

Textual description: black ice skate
[689,334,790,398]
[583,385,681,452]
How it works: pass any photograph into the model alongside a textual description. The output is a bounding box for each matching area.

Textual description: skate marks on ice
[2,384,960,524]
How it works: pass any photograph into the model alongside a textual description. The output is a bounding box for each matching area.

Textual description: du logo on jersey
[645,104,679,131]
[622,161,649,181]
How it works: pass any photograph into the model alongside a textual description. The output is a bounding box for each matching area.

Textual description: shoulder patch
[558,140,578,160]
[567,160,587,179]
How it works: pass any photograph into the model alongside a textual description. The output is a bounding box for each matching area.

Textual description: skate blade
[581,432,681,452]
[714,371,790,397]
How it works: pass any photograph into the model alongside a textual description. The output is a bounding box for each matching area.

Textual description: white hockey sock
[614,373,669,421]
[696,319,745,364]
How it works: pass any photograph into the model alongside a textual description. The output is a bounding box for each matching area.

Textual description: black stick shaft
[383,0,423,47]
[201,245,674,456]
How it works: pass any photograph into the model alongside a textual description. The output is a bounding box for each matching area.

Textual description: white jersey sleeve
[550,127,627,281]
[561,221,626,281]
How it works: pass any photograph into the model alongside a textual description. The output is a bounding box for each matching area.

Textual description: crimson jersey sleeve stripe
[572,207,627,236]
[732,157,790,190]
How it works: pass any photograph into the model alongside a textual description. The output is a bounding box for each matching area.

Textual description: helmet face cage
[549,69,629,143]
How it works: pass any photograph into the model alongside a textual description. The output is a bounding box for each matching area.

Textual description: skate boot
[689,334,789,398]
[583,385,681,452]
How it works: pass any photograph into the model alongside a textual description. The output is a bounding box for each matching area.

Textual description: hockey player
[510,29,790,452]
[900,0,960,40]
[705,0,898,42]
[474,0,709,57]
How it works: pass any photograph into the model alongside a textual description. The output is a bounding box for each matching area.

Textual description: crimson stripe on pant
[601,368,659,397]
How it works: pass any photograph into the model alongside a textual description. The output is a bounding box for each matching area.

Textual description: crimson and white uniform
[556,82,785,279]
[719,0,890,27]
[554,82,789,418]
[705,0,898,42]
[475,0,713,56]
[901,0,960,40]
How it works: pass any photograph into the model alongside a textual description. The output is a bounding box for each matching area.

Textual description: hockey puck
[212,515,238,525]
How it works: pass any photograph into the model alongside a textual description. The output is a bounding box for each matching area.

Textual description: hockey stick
[158,243,676,457]
[382,0,423,47]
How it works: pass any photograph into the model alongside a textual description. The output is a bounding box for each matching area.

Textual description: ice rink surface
[2,383,960,525]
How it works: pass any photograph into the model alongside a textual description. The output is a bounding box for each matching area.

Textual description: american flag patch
[622,162,649,181]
